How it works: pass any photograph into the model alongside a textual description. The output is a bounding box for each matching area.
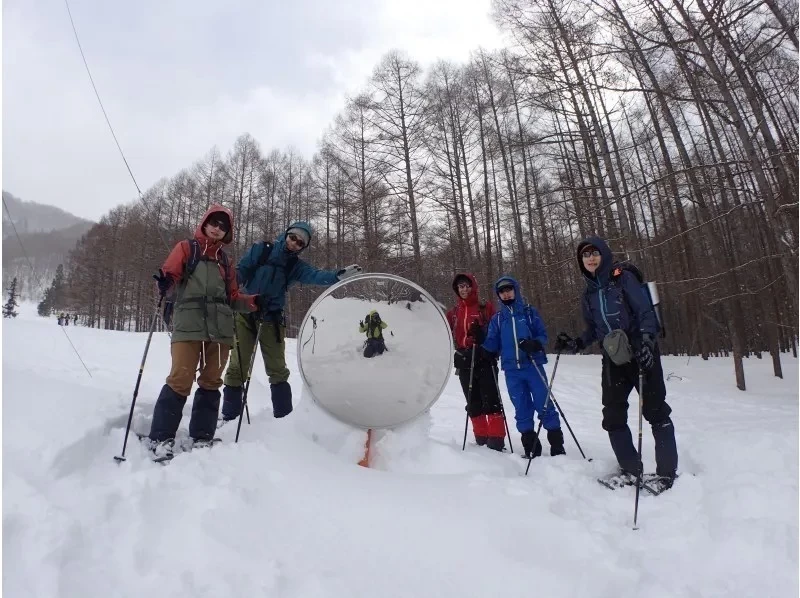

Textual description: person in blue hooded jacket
[474,275,566,459]
[555,236,678,491]
[220,222,361,422]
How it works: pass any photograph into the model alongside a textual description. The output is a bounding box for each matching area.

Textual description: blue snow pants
[504,365,560,433]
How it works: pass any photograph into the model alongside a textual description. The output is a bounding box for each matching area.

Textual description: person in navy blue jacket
[474,275,566,459]
[555,236,678,488]
[220,221,361,422]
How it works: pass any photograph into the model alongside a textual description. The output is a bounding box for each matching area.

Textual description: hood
[494,274,524,311]
[195,204,234,245]
[451,272,479,306]
[577,236,613,286]
[278,220,313,255]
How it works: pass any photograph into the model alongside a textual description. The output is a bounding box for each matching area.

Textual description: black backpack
[240,241,299,294]
[364,312,384,339]
[610,262,663,336]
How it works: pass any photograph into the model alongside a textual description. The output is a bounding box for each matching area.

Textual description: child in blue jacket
[476,275,565,458]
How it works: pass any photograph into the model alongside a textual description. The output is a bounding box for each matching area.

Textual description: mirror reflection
[297,274,453,429]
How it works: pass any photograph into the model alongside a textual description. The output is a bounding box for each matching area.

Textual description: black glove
[468,321,486,345]
[554,332,584,355]
[518,338,543,355]
[359,320,364,328]
[453,349,472,370]
[636,334,655,371]
[153,269,172,296]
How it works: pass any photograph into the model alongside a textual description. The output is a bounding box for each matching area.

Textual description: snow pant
[166,340,230,397]
[601,344,678,476]
[504,365,560,434]
[363,337,386,358]
[222,313,293,419]
[458,361,505,443]
[150,341,230,442]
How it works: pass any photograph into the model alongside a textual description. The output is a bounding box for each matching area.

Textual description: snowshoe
[191,437,222,450]
[641,473,676,495]
[597,470,640,491]
[150,439,176,464]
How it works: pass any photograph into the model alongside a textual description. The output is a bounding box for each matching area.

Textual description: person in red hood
[146,204,258,461]
[446,273,507,451]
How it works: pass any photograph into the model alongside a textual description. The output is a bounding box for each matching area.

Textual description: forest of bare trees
[50,0,797,390]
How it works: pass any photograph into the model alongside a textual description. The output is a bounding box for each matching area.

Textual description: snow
[3,301,798,597]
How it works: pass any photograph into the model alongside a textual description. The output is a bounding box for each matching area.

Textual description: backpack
[163,238,232,327]
[241,241,299,294]
[364,312,384,339]
[184,238,231,302]
[610,262,663,336]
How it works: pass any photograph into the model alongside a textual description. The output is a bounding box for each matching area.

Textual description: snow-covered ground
[3,301,798,597]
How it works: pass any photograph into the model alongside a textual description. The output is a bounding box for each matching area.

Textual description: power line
[3,196,92,377]
[63,0,172,252]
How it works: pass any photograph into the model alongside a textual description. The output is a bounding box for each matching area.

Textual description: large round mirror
[296,274,453,429]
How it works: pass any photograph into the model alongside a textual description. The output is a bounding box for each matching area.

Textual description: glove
[554,332,584,355]
[468,321,486,345]
[243,294,259,313]
[453,348,474,370]
[153,269,172,296]
[636,334,655,371]
[518,338,543,355]
[337,264,362,280]
[359,320,364,328]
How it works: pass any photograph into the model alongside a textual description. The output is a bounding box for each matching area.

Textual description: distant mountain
[2,191,95,301]
[2,191,91,239]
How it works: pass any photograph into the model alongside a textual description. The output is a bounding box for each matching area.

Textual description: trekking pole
[524,352,561,474]
[526,357,591,475]
[461,346,477,451]
[490,363,514,454]
[233,325,251,425]
[114,295,163,462]
[235,321,264,443]
[633,369,645,530]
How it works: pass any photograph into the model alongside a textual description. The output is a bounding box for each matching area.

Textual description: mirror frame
[295,272,455,429]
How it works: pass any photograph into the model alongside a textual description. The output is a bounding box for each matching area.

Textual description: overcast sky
[3,0,505,221]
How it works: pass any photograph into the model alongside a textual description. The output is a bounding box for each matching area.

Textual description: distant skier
[73,314,78,326]
[145,205,259,461]
[555,236,677,493]
[360,310,387,358]
[446,273,506,451]
[477,276,566,459]
[219,222,361,423]
[57,314,64,326]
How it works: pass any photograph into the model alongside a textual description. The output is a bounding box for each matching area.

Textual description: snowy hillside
[3,302,798,597]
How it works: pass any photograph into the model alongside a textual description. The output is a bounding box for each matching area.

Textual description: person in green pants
[220,221,362,422]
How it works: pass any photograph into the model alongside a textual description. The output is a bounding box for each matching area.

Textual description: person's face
[286,232,307,252]
[581,247,601,273]
[498,285,515,301]
[457,281,472,299]
[204,216,228,241]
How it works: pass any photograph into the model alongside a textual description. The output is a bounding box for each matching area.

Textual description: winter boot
[148,384,187,442]
[652,418,678,477]
[485,413,506,451]
[608,426,641,475]
[521,430,542,459]
[470,415,489,446]
[270,381,293,418]
[547,428,566,456]
[189,387,221,441]
[220,385,243,421]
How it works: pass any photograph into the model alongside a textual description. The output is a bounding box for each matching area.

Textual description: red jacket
[446,273,496,350]
[160,204,250,305]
